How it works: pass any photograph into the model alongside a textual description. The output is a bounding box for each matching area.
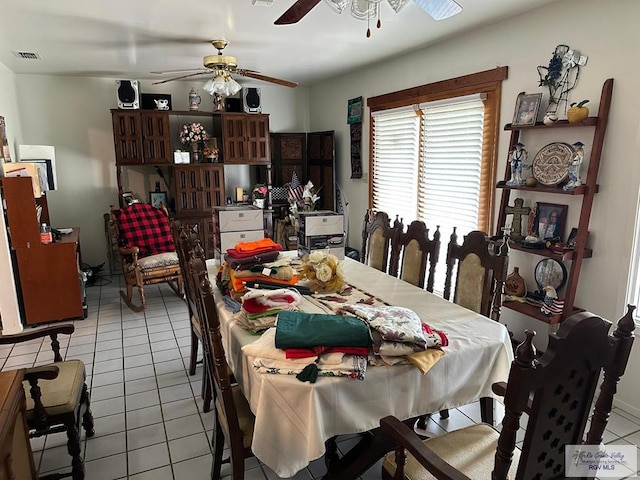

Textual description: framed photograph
[512,92,542,127]
[530,202,568,242]
[149,191,168,209]
[347,96,363,124]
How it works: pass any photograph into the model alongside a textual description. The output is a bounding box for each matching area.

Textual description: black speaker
[243,88,262,113]
[225,97,242,113]
[116,80,140,109]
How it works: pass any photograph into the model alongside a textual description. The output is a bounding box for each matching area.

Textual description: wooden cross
[504,198,531,241]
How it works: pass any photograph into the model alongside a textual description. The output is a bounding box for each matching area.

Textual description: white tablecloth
[207,256,514,478]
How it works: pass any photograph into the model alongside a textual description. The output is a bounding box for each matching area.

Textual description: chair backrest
[361,210,397,273]
[443,229,509,321]
[493,307,635,480]
[112,203,174,258]
[171,221,203,324]
[191,253,247,460]
[393,221,440,291]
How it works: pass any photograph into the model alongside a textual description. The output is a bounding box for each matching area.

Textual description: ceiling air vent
[12,51,42,60]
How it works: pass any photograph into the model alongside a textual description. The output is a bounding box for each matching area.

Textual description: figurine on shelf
[506,142,527,186]
[563,141,585,190]
[540,285,564,317]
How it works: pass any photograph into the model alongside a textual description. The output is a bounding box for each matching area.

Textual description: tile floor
[1,278,639,479]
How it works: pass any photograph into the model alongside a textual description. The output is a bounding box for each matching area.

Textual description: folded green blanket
[275,311,370,349]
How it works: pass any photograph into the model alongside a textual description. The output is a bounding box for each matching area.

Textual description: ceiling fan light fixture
[351,0,377,20]
[227,77,242,96]
[413,0,462,20]
[323,0,350,14]
[386,0,411,13]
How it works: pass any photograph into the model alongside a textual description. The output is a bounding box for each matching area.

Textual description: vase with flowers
[288,181,321,231]
[179,123,210,163]
[203,138,219,163]
[252,184,268,209]
[301,250,346,293]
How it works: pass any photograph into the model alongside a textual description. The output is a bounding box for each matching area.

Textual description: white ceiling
[0,0,557,88]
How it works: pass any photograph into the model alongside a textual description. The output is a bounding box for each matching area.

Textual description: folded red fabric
[285,346,370,359]
[423,322,449,347]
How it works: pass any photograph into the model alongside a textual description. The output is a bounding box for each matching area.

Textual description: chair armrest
[0,324,75,345]
[23,365,60,383]
[119,245,140,264]
[380,416,471,480]
[492,381,533,413]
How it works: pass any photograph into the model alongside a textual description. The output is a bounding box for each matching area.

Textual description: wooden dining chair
[111,203,183,312]
[171,221,212,413]
[361,210,397,273]
[381,306,636,480]
[393,221,441,291]
[0,324,94,480]
[444,228,509,322]
[191,255,255,480]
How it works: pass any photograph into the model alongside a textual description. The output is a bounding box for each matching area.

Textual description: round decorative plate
[534,258,567,291]
[532,142,574,186]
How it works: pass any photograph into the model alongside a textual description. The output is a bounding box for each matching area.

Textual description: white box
[220,230,264,253]
[216,206,263,232]
[299,211,344,237]
[298,246,345,260]
[173,151,190,164]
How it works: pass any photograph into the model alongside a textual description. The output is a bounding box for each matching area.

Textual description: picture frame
[347,96,363,125]
[566,227,579,248]
[512,92,542,127]
[530,202,568,242]
[121,191,139,206]
[149,191,168,209]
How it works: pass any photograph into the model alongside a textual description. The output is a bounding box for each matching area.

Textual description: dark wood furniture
[110,110,273,259]
[392,221,441,291]
[444,229,509,322]
[191,255,255,480]
[361,210,397,273]
[2,177,84,325]
[271,131,336,211]
[380,306,635,480]
[110,204,183,312]
[173,164,225,259]
[0,324,95,480]
[495,78,613,324]
[170,221,211,413]
[0,369,36,480]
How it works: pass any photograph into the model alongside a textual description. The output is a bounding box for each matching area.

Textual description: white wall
[309,0,640,414]
[13,76,309,268]
[0,62,23,333]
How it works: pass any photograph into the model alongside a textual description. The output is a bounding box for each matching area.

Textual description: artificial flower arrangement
[288,181,321,220]
[252,184,268,200]
[300,250,346,293]
[179,122,210,144]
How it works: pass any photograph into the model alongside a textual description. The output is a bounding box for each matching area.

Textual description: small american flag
[288,171,304,202]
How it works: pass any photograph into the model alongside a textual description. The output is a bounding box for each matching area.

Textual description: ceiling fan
[275,0,462,25]
[151,40,298,90]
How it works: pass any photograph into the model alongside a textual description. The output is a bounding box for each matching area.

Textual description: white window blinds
[371,107,420,221]
[417,97,485,240]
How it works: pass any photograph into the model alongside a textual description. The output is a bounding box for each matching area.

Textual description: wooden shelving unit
[496,78,613,323]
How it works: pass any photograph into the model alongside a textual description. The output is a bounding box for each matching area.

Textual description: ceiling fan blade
[151,68,207,75]
[237,70,298,88]
[275,0,322,24]
[152,71,210,85]
[413,0,462,20]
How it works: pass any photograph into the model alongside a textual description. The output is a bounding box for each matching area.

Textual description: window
[368,68,506,291]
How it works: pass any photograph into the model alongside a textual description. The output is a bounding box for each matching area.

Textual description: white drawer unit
[214,205,265,258]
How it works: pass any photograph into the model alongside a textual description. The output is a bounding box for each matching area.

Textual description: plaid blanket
[114,203,174,258]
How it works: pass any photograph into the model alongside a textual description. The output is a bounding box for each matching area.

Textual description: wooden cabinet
[111,110,172,165]
[174,164,225,258]
[495,78,613,324]
[2,177,84,325]
[0,370,36,480]
[222,113,270,164]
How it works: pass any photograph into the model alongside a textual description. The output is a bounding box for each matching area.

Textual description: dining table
[206,255,514,479]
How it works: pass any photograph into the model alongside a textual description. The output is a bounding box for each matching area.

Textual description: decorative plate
[534,258,567,291]
[531,142,574,186]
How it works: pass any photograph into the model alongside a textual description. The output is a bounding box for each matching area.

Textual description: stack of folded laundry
[221,239,300,295]
[342,304,449,373]
[242,311,370,382]
[232,288,303,334]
